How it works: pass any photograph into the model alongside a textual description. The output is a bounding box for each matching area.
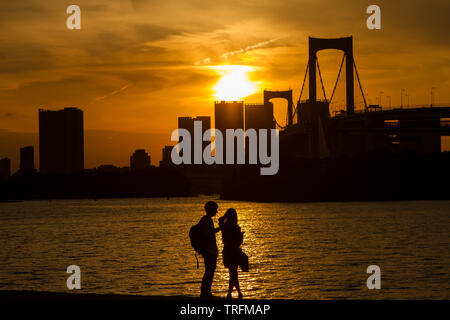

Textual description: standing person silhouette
[199,201,221,298]
[219,208,244,299]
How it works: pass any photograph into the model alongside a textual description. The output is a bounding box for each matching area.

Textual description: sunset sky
[1,0,449,172]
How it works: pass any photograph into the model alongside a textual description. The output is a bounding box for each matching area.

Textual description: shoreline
[0,290,211,301]
[2,196,450,204]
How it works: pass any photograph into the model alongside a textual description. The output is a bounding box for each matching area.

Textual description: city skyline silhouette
[1,1,450,173]
[0,2,449,307]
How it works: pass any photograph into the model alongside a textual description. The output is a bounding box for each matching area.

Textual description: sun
[212,65,259,101]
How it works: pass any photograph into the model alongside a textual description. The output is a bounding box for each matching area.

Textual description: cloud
[91,83,133,104]
[0,0,449,135]
[196,38,282,65]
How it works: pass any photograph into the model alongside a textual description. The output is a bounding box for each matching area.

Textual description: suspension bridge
[263,36,450,159]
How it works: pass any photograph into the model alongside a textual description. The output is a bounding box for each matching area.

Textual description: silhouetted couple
[199,201,246,299]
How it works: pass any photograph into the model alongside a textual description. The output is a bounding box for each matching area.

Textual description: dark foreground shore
[0,290,445,320]
[0,290,204,301]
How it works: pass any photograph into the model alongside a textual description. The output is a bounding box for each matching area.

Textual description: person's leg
[200,254,210,297]
[227,268,233,298]
[235,269,243,299]
[229,265,242,299]
[207,254,217,295]
[201,253,217,297]
[228,266,239,297]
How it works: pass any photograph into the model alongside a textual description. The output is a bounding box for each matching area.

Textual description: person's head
[204,201,218,217]
[223,208,238,225]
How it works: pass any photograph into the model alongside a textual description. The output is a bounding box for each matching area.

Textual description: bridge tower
[308,36,354,115]
[264,90,294,126]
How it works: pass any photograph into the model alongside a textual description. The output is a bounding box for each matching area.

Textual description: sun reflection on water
[0,198,449,299]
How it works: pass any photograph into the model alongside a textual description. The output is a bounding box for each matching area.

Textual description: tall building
[19,146,35,174]
[178,117,194,161]
[245,103,275,162]
[178,116,211,164]
[39,107,84,174]
[214,101,244,163]
[159,145,174,167]
[130,149,151,170]
[0,158,11,180]
[245,103,275,131]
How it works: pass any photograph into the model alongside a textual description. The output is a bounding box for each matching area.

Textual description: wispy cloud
[89,83,133,105]
[196,38,281,65]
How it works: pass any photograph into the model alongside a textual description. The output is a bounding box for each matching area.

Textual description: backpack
[189,220,205,255]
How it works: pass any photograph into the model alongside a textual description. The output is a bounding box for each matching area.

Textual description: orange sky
[1,0,449,172]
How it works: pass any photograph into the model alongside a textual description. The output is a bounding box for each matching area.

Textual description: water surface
[0,197,449,299]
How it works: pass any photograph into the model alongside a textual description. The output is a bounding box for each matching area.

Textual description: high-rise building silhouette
[39,107,84,174]
[159,145,174,167]
[178,117,194,159]
[178,116,211,164]
[245,103,275,162]
[214,101,244,163]
[0,158,11,180]
[245,103,274,132]
[19,146,35,174]
[130,149,151,170]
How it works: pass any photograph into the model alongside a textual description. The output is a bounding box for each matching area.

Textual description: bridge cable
[353,58,368,110]
[329,54,345,104]
[273,108,287,129]
[274,117,286,129]
[316,58,328,101]
[292,62,309,121]
[285,98,289,126]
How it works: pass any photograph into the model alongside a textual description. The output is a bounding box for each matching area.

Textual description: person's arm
[216,216,227,233]
[237,227,243,246]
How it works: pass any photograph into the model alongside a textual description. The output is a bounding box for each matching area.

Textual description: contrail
[221,38,279,59]
[196,38,280,65]
[94,83,132,102]
[87,83,132,106]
